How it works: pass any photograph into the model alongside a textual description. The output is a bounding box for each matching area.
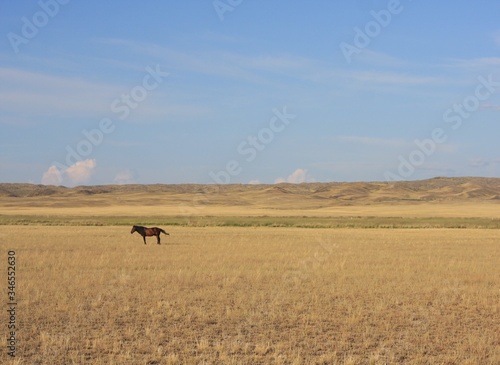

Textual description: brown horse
[130,225,169,245]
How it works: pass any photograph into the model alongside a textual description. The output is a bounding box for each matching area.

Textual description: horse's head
[130,226,137,234]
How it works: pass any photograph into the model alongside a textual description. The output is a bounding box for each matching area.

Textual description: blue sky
[1,0,499,185]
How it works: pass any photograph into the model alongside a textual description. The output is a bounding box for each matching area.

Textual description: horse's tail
[159,228,169,235]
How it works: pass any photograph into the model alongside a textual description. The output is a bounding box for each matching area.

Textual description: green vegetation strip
[0,215,499,228]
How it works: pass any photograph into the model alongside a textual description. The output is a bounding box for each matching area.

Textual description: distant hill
[1,177,499,205]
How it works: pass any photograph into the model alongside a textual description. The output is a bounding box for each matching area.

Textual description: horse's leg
[143,235,147,245]
[157,233,161,245]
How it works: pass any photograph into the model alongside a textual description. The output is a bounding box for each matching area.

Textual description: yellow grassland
[0,226,499,364]
[0,179,499,364]
[1,200,500,218]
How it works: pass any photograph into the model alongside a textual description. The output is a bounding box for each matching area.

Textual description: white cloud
[41,159,96,186]
[248,179,261,185]
[41,165,63,185]
[65,159,96,185]
[275,168,313,184]
[114,169,136,184]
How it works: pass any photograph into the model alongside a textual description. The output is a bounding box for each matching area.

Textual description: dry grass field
[1,226,499,365]
[0,178,499,364]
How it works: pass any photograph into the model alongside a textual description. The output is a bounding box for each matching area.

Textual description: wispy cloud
[76,38,478,100]
[0,67,120,120]
[469,158,500,167]
[480,103,500,111]
[348,70,443,85]
[0,65,210,125]
[443,57,500,74]
[335,135,409,148]
[97,38,270,85]
[96,38,317,87]
[353,50,410,67]
[494,30,500,46]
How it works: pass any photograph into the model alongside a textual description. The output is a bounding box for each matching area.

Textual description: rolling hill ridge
[0,177,499,209]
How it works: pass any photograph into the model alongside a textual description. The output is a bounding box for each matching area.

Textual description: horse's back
[132,226,165,236]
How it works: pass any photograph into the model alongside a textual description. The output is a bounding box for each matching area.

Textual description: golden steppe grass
[1,225,499,364]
